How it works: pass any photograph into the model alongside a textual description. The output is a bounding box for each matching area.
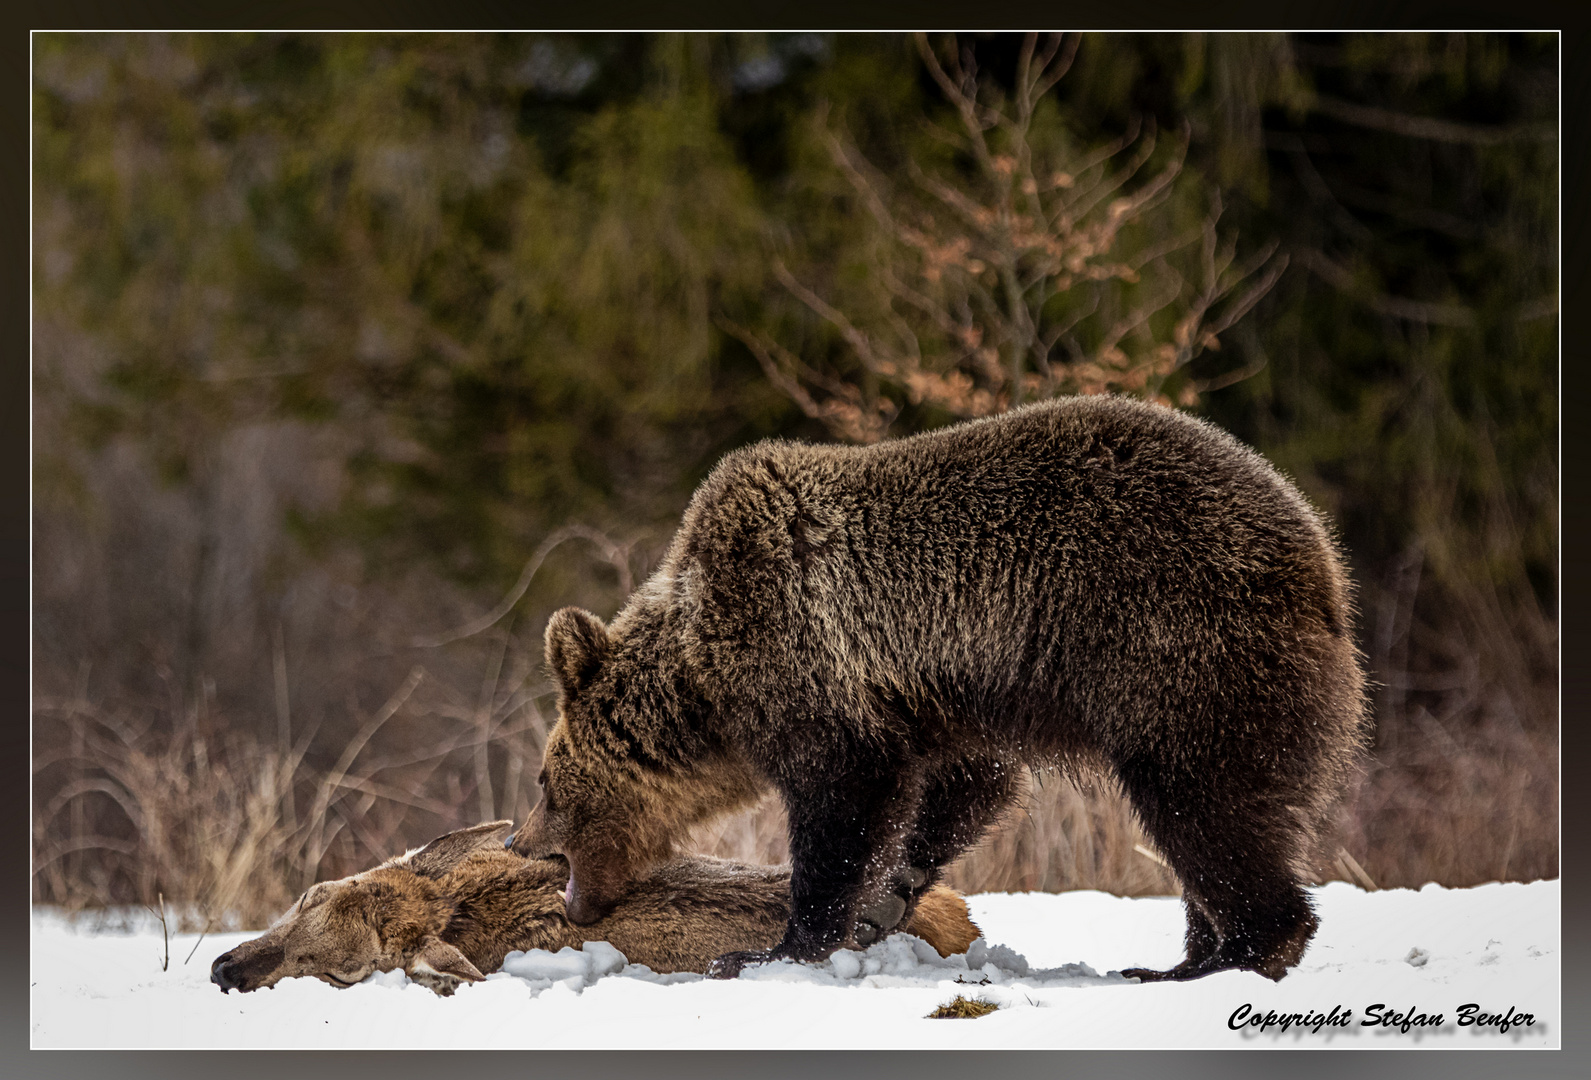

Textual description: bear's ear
[545,607,609,696]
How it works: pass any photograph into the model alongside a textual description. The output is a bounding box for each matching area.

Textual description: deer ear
[405,820,515,879]
[407,935,485,996]
[545,607,609,695]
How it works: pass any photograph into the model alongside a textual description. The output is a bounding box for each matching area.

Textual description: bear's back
[646,397,1355,751]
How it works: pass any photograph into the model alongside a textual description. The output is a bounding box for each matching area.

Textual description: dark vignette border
[6,2,1583,1079]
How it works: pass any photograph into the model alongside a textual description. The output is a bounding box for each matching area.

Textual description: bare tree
[724,32,1287,443]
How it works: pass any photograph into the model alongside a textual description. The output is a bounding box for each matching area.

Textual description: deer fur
[211,820,980,996]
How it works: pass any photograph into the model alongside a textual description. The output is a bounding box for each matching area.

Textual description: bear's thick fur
[513,395,1368,982]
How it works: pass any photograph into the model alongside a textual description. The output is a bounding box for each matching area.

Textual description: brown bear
[512,394,1368,982]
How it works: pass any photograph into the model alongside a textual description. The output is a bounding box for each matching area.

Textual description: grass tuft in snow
[927,995,999,1020]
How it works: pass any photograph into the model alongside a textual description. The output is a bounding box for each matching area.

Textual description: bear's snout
[508,803,557,859]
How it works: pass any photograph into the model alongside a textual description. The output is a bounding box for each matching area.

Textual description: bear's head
[514,606,766,925]
[511,607,682,925]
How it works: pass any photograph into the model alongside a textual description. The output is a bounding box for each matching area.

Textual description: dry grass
[940,773,1181,897]
[1336,714,1557,890]
[33,564,1557,926]
[927,995,1000,1019]
[32,673,1556,930]
[33,680,1556,930]
[33,714,303,930]
[1342,552,1559,890]
[689,793,792,866]
[31,655,558,931]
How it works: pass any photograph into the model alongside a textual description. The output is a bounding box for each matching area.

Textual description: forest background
[31,32,1558,928]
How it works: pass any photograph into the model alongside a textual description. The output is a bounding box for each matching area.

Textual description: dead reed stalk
[31,643,561,929]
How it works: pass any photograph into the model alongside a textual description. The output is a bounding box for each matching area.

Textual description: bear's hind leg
[1148,871,1317,982]
[1120,896,1220,982]
[1120,770,1318,982]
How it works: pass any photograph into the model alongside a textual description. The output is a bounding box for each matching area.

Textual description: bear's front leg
[708,751,923,979]
[867,754,1021,938]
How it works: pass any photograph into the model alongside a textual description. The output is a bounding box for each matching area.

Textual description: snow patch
[30,880,1561,1049]
[473,931,1110,997]
[734,932,1115,990]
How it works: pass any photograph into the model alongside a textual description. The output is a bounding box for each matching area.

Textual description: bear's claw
[852,863,931,947]
[855,894,907,942]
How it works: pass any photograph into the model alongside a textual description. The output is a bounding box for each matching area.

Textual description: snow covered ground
[31,880,1558,1049]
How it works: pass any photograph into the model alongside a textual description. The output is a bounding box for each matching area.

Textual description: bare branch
[822,121,901,237]
[716,314,896,443]
[410,525,628,648]
[1096,277,1183,357]
[715,315,828,421]
[1125,220,1208,275]
[1056,119,1164,227]
[1201,249,1290,341]
[772,259,892,374]
[1051,114,1144,198]
[915,33,971,115]
[1297,248,1476,327]
[1189,338,1271,395]
[747,34,1278,431]
[1041,289,1103,356]
[880,266,963,342]
[1032,33,1081,100]
[1311,94,1557,146]
[915,33,998,170]
[1014,33,1039,125]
